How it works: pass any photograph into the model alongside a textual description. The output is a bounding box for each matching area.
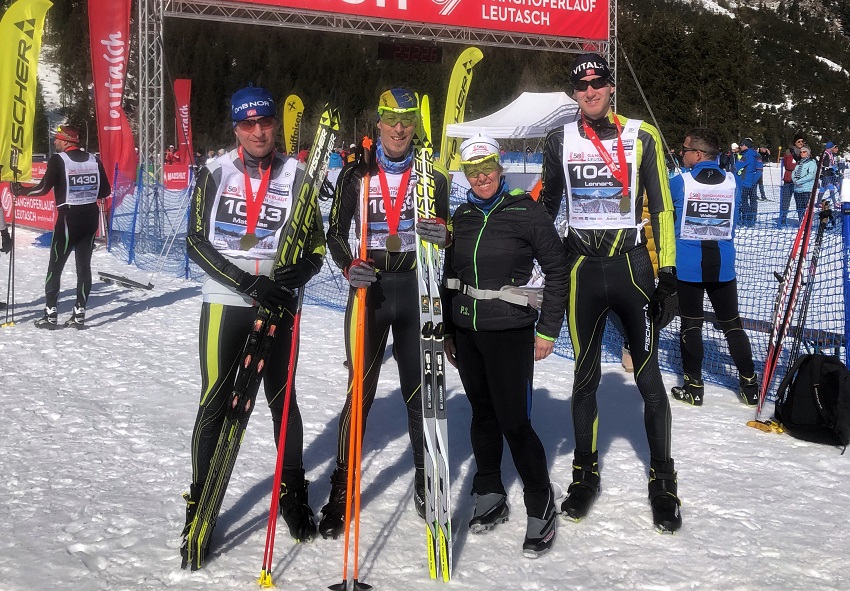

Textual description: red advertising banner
[1,162,56,231]
[174,79,194,166]
[163,164,192,190]
[225,0,609,40]
[88,0,138,182]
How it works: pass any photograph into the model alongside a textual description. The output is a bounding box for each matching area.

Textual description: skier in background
[668,128,758,407]
[322,88,450,539]
[540,52,682,533]
[13,124,111,329]
[182,85,325,562]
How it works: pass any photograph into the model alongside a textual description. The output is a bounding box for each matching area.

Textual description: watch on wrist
[659,266,676,276]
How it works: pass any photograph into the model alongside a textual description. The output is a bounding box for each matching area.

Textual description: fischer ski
[183,105,339,571]
[413,95,452,582]
[753,156,823,421]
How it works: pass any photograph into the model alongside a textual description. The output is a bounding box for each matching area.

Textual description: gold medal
[240,233,259,250]
[385,233,403,252]
[619,193,630,215]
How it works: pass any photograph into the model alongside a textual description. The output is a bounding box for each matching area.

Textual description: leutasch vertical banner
[227,0,609,41]
[88,0,137,182]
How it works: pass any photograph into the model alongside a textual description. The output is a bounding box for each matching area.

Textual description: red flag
[173,79,193,166]
[88,0,136,183]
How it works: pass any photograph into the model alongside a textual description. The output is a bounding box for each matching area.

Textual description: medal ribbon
[581,113,629,199]
[238,146,273,235]
[377,165,411,237]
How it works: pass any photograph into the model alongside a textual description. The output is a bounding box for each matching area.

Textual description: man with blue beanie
[181,85,326,564]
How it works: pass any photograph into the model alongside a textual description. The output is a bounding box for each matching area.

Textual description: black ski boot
[414,467,426,520]
[671,374,704,406]
[522,484,560,558]
[561,452,600,522]
[34,306,59,329]
[64,305,86,329]
[180,484,202,568]
[649,459,682,534]
[468,492,509,534]
[738,373,759,406]
[279,469,317,543]
[319,467,348,540]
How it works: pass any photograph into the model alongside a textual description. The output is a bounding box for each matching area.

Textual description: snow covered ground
[1,229,848,591]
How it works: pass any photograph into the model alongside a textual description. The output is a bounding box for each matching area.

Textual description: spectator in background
[719,146,735,172]
[734,138,761,226]
[165,144,180,165]
[756,146,770,201]
[346,143,357,164]
[819,141,840,205]
[666,148,681,174]
[779,134,804,227]
[792,145,817,221]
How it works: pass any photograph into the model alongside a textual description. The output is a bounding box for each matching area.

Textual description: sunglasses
[236,116,275,132]
[573,78,610,92]
[463,161,500,177]
[379,111,418,128]
[681,146,704,154]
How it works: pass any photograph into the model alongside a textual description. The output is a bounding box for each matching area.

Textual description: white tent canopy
[445,91,579,139]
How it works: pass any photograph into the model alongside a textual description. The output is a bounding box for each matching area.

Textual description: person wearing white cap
[540,52,682,533]
[418,133,568,557]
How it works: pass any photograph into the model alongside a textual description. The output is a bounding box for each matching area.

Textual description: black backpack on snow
[774,354,850,448]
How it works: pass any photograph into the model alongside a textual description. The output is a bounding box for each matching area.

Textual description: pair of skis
[182,104,339,573]
[413,95,452,582]
[749,156,824,430]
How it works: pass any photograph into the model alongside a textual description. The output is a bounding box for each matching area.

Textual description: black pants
[677,279,754,378]
[455,326,551,516]
[793,191,810,221]
[739,186,758,226]
[567,247,672,463]
[191,301,303,490]
[335,269,424,472]
[779,182,794,225]
[45,204,99,310]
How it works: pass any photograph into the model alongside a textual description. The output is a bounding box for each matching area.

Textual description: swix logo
[433,0,461,16]
[10,19,37,155]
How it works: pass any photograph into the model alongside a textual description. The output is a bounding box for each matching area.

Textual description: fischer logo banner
[227,0,608,40]
[88,0,137,183]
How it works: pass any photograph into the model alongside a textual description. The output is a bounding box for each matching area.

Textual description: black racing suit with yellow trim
[326,156,450,474]
[540,112,677,464]
[186,149,326,491]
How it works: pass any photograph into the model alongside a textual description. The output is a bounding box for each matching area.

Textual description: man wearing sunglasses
[183,85,326,559]
[13,124,111,329]
[540,52,681,533]
[323,88,451,539]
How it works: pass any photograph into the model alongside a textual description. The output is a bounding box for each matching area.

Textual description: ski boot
[180,484,202,569]
[738,374,759,406]
[671,374,704,406]
[319,467,348,540]
[522,483,560,558]
[414,467,426,520]
[649,459,682,534]
[34,306,59,329]
[561,452,600,522]
[468,492,510,534]
[64,305,86,329]
[279,469,317,543]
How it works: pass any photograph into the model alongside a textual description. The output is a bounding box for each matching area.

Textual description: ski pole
[3,150,19,327]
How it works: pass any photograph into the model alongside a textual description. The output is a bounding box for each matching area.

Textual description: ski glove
[415,218,451,247]
[345,258,378,289]
[650,269,678,328]
[236,273,293,311]
[0,228,10,254]
[274,253,323,290]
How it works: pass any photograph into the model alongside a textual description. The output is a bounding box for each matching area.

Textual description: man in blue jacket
[734,138,761,226]
[669,128,758,406]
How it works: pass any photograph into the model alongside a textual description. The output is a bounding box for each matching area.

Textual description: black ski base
[99,271,153,290]
[329,579,372,591]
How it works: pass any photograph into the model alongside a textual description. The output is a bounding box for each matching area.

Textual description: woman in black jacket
[418,135,568,558]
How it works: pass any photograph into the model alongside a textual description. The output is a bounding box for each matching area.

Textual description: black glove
[0,228,10,254]
[345,258,378,289]
[415,218,451,247]
[236,273,293,311]
[274,253,323,290]
[650,269,678,328]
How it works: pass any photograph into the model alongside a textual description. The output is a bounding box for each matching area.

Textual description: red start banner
[229,0,609,40]
[0,162,56,231]
[163,164,192,190]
